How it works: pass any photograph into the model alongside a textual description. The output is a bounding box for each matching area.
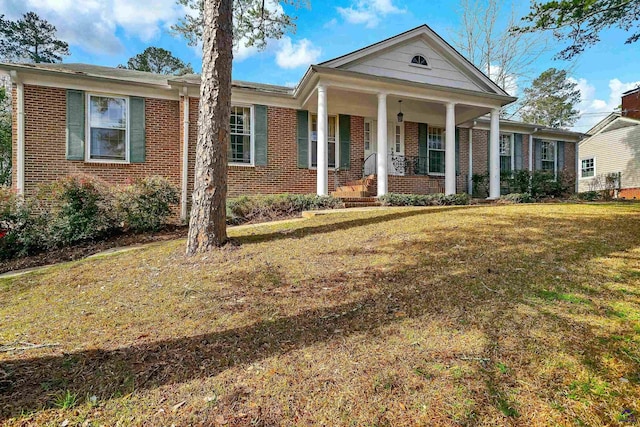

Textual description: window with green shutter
[87,94,129,162]
[66,90,85,160]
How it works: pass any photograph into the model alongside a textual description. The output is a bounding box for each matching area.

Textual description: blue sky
[2,0,639,131]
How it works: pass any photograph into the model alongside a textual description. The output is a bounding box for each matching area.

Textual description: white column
[468,126,473,195]
[445,102,456,195]
[316,85,328,196]
[376,93,388,196]
[575,141,580,193]
[528,134,534,171]
[180,89,190,222]
[488,108,501,199]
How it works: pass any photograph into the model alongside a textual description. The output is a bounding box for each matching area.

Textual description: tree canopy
[119,47,194,75]
[0,12,69,63]
[172,0,306,49]
[520,68,581,128]
[513,0,640,59]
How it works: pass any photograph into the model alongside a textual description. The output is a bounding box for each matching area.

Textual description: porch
[298,67,513,199]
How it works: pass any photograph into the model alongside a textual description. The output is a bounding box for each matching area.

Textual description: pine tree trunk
[186,0,232,255]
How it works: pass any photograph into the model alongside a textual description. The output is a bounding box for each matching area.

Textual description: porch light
[397,100,404,123]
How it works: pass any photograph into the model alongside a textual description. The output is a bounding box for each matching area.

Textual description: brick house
[1,25,582,220]
[577,87,640,198]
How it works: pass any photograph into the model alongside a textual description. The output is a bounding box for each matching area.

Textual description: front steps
[332,175,380,208]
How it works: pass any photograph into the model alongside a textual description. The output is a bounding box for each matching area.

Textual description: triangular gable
[320,25,509,96]
[587,116,640,138]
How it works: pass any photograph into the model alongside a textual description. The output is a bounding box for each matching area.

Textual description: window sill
[84,159,130,165]
[409,63,432,70]
[579,176,595,180]
[229,162,255,168]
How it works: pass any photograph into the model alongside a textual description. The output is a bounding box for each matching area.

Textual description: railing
[364,154,438,178]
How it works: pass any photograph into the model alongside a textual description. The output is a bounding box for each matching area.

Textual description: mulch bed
[0,225,189,275]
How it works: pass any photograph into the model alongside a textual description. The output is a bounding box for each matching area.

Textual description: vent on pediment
[410,54,429,68]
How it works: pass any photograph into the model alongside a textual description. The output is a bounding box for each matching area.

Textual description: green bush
[115,177,179,232]
[472,173,489,198]
[503,170,574,199]
[378,193,470,207]
[499,193,534,204]
[0,187,48,259]
[47,175,117,246]
[226,194,343,224]
[576,191,602,201]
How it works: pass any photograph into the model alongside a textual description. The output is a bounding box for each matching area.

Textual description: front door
[388,121,405,176]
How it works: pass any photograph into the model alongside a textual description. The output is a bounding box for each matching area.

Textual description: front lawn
[1,204,640,426]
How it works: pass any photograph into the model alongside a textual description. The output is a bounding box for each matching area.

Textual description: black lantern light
[397,100,404,123]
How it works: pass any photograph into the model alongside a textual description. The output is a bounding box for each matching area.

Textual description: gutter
[10,71,25,195]
[180,87,190,222]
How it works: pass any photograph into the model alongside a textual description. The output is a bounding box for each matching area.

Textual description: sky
[2,0,639,132]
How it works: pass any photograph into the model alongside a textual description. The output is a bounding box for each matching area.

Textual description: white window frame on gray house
[499,133,514,173]
[309,113,339,169]
[229,104,255,166]
[85,93,130,163]
[409,54,430,69]
[580,157,595,179]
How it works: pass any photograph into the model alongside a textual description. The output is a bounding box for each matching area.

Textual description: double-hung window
[541,140,556,172]
[581,157,595,178]
[310,114,338,168]
[364,121,371,151]
[499,133,513,173]
[229,106,252,164]
[428,126,445,174]
[88,95,128,161]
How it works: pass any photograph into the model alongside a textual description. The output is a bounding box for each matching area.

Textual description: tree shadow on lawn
[233,205,479,245]
[1,208,640,422]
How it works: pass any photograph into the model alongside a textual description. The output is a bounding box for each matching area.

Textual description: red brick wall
[20,85,181,197]
[622,90,640,120]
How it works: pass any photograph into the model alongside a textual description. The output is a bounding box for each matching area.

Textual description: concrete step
[336,184,368,193]
[332,190,372,198]
[344,201,382,208]
[338,197,378,202]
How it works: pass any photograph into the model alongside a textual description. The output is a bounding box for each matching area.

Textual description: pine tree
[520,68,581,129]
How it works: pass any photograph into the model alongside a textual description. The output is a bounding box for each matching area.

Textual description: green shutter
[514,133,523,170]
[66,90,85,160]
[296,110,309,168]
[557,141,565,172]
[418,123,428,174]
[254,105,268,166]
[455,127,460,176]
[339,114,351,170]
[534,139,542,170]
[129,97,145,163]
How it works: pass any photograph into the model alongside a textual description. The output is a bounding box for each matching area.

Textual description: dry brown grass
[1,203,640,426]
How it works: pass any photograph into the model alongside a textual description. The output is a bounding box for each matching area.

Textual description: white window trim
[499,133,515,172]
[540,140,557,175]
[409,53,431,70]
[427,125,445,176]
[580,156,596,179]
[308,112,340,170]
[85,92,130,164]
[364,118,373,152]
[228,104,255,167]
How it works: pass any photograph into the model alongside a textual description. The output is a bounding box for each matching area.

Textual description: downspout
[528,132,535,171]
[11,71,25,196]
[180,87,190,222]
[468,122,474,195]
[575,141,580,193]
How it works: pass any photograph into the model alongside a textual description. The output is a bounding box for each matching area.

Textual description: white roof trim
[319,25,510,97]
[582,115,640,143]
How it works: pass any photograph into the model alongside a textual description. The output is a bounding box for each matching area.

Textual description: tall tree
[453,0,550,96]
[178,0,304,254]
[0,12,69,63]
[119,47,194,75]
[513,0,640,59]
[520,68,581,129]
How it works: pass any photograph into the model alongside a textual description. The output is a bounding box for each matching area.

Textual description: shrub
[115,177,179,232]
[378,193,470,207]
[47,175,117,246]
[226,194,343,224]
[0,187,48,259]
[502,170,574,199]
[499,193,534,204]
[576,191,602,202]
[472,173,489,198]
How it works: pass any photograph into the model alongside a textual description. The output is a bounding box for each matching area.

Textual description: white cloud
[1,0,185,55]
[570,77,640,131]
[275,37,321,69]
[488,63,518,96]
[337,0,405,28]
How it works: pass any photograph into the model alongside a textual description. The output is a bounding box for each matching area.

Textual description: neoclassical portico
[309,79,508,198]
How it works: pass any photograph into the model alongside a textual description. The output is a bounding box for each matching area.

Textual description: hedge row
[378,193,470,206]
[0,175,179,260]
[226,194,344,225]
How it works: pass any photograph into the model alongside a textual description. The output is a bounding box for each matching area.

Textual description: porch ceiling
[303,87,491,126]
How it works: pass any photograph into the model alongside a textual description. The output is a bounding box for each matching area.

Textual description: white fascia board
[15,71,179,100]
